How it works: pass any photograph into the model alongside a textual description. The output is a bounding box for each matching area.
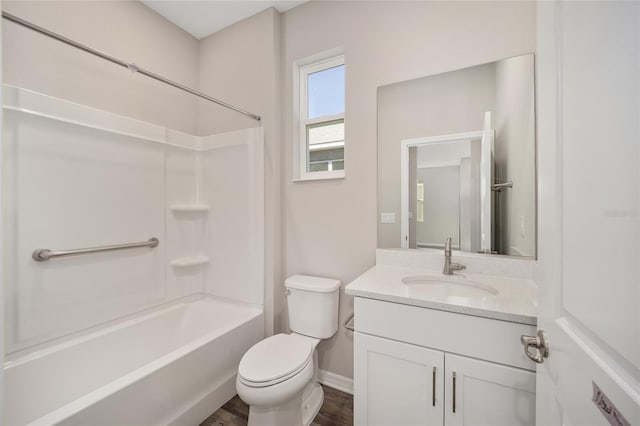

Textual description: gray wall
[378,62,496,249]
[416,166,460,248]
[2,1,199,134]
[281,1,535,379]
[494,54,536,257]
[197,9,282,335]
[460,158,472,251]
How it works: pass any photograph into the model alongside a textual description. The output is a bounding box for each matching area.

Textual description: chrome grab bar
[32,237,159,262]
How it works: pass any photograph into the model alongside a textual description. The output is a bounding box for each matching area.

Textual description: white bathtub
[3,294,264,426]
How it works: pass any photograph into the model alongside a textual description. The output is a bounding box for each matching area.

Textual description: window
[296,54,345,180]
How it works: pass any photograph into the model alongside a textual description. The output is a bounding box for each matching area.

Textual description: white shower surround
[2,85,265,424]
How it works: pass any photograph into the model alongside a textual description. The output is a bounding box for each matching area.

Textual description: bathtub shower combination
[2,56,265,425]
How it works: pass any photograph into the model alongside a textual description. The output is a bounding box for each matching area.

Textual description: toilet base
[247,380,324,426]
[248,393,303,426]
[301,381,324,426]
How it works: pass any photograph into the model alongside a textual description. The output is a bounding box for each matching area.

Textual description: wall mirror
[377,54,536,257]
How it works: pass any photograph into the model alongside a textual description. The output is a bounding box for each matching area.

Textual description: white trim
[400,140,409,247]
[300,55,344,77]
[479,112,494,252]
[293,52,345,182]
[309,141,344,151]
[318,369,353,395]
[292,170,345,182]
[403,130,484,146]
[295,47,345,68]
[400,127,491,249]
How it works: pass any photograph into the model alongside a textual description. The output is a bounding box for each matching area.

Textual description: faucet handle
[444,237,452,253]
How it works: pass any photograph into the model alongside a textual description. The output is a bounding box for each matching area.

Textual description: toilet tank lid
[285,275,341,292]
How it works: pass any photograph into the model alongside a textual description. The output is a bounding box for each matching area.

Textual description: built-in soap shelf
[170,255,210,268]
[170,204,209,269]
[170,204,210,213]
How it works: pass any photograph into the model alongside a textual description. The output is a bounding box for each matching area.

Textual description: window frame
[294,53,345,181]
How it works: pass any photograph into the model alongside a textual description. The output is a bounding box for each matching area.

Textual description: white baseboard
[318,369,353,395]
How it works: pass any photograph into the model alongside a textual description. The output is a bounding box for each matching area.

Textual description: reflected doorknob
[520,330,550,364]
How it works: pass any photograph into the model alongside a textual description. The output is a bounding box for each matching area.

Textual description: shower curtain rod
[2,11,262,122]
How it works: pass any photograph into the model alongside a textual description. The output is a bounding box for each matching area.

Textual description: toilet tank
[285,275,341,339]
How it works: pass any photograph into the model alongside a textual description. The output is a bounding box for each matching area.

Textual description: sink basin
[401,275,498,299]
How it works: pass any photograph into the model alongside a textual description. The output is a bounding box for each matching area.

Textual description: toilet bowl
[236,275,341,426]
[236,333,321,425]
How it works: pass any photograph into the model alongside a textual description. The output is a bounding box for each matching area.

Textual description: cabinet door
[444,353,535,426]
[354,332,444,426]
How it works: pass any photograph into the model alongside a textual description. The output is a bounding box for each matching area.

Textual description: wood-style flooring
[200,385,353,426]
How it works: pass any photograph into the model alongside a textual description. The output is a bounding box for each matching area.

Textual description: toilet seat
[238,334,314,388]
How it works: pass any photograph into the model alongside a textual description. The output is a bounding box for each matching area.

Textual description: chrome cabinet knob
[520,330,550,364]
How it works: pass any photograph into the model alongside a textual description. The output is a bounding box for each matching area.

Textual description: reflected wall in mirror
[378,54,536,257]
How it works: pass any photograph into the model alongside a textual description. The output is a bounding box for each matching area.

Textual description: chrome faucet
[443,237,466,275]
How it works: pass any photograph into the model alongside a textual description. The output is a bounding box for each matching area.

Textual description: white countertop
[345,264,537,325]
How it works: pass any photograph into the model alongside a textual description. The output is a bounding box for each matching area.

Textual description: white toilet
[236,275,341,426]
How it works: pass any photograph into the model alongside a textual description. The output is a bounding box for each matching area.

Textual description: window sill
[292,170,345,182]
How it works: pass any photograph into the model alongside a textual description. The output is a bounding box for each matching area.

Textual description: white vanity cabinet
[443,353,535,426]
[355,333,445,426]
[353,297,536,426]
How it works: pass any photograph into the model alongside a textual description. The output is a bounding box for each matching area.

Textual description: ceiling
[142,0,307,39]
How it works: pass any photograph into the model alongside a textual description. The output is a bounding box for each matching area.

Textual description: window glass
[307,65,345,119]
[306,119,344,172]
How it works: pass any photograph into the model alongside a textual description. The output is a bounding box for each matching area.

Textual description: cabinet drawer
[355,297,536,371]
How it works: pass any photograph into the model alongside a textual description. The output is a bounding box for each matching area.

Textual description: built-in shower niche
[2,85,264,355]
